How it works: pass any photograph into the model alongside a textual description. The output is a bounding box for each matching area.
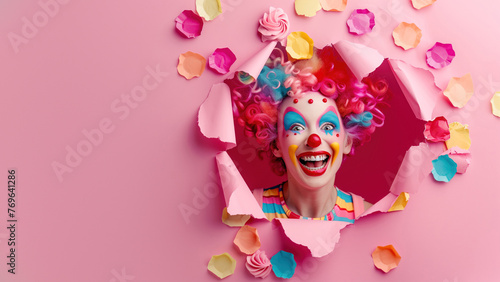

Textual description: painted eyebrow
[318,106,340,131]
[283,107,306,130]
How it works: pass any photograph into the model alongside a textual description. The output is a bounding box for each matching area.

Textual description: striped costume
[253,182,365,222]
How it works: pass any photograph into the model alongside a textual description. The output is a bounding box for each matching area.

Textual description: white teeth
[300,154,328,162]
[302,162,327,170]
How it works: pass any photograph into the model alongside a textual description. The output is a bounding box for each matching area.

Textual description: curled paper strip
[294,0,322,17]
[431,155,458,182]
[234,225,261,255]
[443,73,474,108]
[426,42,455,69]
[208,48,236,74]
[196,0,222,21]
[492,92,500,117]
[246,250,272,279]
[424,116,450,142]
[271,251,296,279]
[175,10,203,39]
[177,51,206,79]
[320,0,347,12]
[207,253,236,279]
[372,245,402,273]
[286,31,314,60]
[221,207,250,227]
[411,0,437,9]
[445,122,471,150]
[346,9,375,35]
[258,7,290,44]
[392,22,422,50]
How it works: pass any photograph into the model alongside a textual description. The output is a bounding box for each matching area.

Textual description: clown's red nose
[307,134,321,148]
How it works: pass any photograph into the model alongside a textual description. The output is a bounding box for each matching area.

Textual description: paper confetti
[392,22,422,50]
[320,0,347,12]
[234,225,261,255]
[246,250,272,279]
[286,31,314,60]
[207,253,236,279]
[388,192,410,212]
[222,207,250,227]
[208,48,236,74]
[431,155,458,182]
[271,251,296,279]
[177,51,206,79]
[411,0,437,9]
[372,245,402,273]
[175,10,204,39]
[294,0,322,17]
[424,116,450,142]
[196,0,222,21]
[442,147,471,174]
[426,42,455,69]
[490,92,500,117]
[346,9,375,35]
[443,73,474,108]
[445,122,471,150]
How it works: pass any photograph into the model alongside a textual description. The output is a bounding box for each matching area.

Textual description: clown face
[274,92,352,190]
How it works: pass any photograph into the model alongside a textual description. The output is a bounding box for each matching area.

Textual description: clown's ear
[343,135,353,154]
[272,141,283,158]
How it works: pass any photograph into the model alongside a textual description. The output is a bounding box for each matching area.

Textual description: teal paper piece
[270,250,296,279]
[431,155,458,182]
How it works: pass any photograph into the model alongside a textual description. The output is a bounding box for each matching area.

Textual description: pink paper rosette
[346,9,375,35]
[258,7,290,44]
[246,250,272,278]
[175,10,203,39]
[426,42,455,69]
[208,48,236,74]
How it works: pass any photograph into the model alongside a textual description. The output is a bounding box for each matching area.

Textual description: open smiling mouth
[297,151,331,176]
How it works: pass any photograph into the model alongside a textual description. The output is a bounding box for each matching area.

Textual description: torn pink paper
[388,59,441,121]
[334,40,384,82]
[389,142,435,195]
[276,219,350,257]
[216,152,267,219]
[198,83,236,150]
[442,147,471,174]
[361,193,399,217]
[235,41,277,79]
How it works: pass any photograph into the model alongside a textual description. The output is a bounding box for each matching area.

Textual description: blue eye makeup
[284,111,306,133]
[319,111,340,135]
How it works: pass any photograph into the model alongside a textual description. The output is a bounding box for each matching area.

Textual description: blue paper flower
[270,250,296,279]
[431,155,458,182]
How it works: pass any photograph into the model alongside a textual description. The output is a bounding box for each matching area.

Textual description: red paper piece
[424,116,450,142]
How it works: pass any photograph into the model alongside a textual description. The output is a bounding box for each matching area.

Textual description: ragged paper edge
[388,59,441,121]
[198,83,236,150]
[204,41,439,258]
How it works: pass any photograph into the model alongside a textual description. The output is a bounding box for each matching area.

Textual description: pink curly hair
[225,44,389,176]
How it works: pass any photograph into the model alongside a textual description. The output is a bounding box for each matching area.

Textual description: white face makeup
[274,92,352,190]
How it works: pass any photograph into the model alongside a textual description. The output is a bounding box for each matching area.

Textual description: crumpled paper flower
[492,92,500,117]
[207,253,236,279]
[431,155,458,182]
[320,0,347,12]
[392,22,422,50]
[246,250,272,279]
[175,10,203,39]
[208,48,236,74]
[271,251,296,279]
[443,73,474,108]
[411,0,436,9]
[346,9,375,35]
[295,0,322,17]
[177,51,206,80]
[258,7,290,44]
[372,245,402,273]
[424,116,450,142]
[234,225,261,255]
[426,42,455,69]
[286,31,314,60]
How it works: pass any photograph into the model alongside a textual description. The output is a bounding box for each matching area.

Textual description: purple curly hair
[225,44,389,175]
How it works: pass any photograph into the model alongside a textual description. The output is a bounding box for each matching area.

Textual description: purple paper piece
[175,10,203,39]
[426,42,455,69]
[208,48,237,74]
[346,9,375,35]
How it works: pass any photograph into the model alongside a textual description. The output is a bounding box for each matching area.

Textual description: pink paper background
[1,0,499,281]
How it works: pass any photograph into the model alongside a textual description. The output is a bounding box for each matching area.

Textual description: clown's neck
[283,178,337,219]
